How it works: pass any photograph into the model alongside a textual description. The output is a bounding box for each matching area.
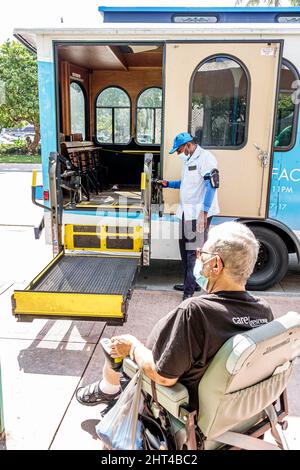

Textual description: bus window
[70,81,86,140]
[96,87,131,144]
[190,55,248,148]
[136,87,162,145]
[274,60,299,151]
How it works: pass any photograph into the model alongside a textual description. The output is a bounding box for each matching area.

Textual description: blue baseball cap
[169,132,193,154]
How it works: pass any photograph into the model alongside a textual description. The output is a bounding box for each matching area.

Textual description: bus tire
[246,226,288,291]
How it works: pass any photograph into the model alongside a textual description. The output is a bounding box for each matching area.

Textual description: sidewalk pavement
[0,285,299,450]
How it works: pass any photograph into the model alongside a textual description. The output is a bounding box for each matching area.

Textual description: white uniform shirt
[176,145,220,221]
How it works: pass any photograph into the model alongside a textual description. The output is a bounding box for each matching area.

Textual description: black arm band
[204,168,220,189]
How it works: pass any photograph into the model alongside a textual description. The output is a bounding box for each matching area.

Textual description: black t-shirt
[146,291,274,411]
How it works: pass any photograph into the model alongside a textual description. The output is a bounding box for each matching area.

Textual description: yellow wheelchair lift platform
[12,152,154,325]
[12,250,140,324]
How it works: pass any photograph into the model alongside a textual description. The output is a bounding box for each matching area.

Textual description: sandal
[76,380,120,406]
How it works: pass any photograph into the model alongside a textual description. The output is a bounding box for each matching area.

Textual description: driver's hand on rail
[157,180,168,187]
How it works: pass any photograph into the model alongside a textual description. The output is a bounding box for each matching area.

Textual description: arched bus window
[70,81,86,140]
[136,87,162,145]
[274,59,299,151]
[190,55,249,148]
[96,87,131,144]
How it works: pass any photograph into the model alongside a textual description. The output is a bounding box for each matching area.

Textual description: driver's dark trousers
[179,214,212,297]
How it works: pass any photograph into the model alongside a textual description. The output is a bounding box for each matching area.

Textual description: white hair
[204,222,259,284]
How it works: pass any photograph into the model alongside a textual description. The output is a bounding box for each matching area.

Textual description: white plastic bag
[96,371,143,450]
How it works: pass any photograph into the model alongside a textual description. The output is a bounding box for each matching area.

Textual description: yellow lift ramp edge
[12,250,140,324]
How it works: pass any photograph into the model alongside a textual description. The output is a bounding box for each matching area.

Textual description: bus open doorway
[56,42,163,212]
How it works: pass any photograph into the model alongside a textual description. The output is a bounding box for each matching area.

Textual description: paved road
[0,163,42,172]
[0,164,43,226]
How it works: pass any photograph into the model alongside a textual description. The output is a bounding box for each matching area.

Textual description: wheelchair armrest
[123,357,189,420]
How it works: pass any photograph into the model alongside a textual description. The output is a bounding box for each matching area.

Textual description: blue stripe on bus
[64,211,235,226]
[269,131,300,232]
[99,6,300,23]
[98,7,300,13]
[65,210,178,221]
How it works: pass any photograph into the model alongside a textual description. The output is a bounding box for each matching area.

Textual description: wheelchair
[123,311,300,450]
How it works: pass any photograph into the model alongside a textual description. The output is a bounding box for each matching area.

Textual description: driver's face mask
[178,152,189,163]
[177,145,190,162]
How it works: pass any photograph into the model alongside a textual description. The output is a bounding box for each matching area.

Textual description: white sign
[261,47,276,57]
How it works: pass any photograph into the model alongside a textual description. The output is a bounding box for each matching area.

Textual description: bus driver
[160,132,220,300]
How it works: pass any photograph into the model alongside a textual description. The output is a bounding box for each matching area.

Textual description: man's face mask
[193,251,223,292]
[193,258,210,291]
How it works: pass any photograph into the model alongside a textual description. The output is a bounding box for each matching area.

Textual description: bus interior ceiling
[57,43,163,207]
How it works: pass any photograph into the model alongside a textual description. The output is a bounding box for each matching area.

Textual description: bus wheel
[246,226,288,291]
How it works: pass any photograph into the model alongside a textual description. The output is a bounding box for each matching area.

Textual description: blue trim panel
[269,132,300,232]
[38,61,57,201]
[203,179,216,213]
[35,185,44,200]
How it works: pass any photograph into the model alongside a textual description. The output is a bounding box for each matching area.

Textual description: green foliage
[136,88,162,143]
[97,108,113,141]
[277,93,294,118]
[0,154,41,163]
[97,87,130,107]
[138,88,162,108]
[0,140,27,155]
[96,87,132,143]
[0,41,39,130]
[274,93,294,147]
[0,140,41,155]
[70,82,86,138]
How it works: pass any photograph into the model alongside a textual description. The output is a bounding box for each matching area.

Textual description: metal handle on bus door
[253,143,269,168]
[31,169,51,211]
[142,153,153,266]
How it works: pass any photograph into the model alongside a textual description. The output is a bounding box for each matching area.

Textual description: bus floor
[67,187,142,209]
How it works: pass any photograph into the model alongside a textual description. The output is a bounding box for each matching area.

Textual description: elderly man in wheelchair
[76,222,300,450]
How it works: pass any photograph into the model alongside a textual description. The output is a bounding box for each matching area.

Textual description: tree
[0,40,39,154]
[236,1,300,6]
